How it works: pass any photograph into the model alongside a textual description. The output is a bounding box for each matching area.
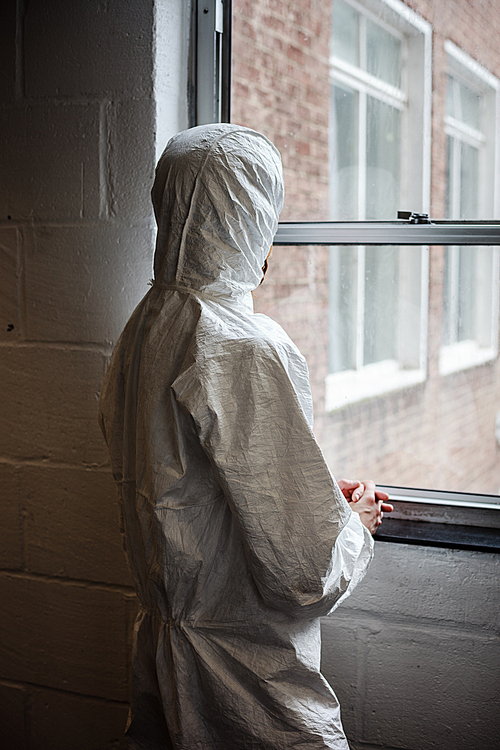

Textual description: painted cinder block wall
[0,0,187,747]
[321,543,500,750]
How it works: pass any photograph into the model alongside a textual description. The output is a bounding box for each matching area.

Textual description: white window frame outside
[326,0,432,411]
[439,40,500,376]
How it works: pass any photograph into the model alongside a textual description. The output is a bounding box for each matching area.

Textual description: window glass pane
[445,134,454,218]
[366,18,401,87]
[328,246,357,372]
[233,0,409,222]
[443,246,496,348]
[331,0,359,65]
[255,245,499,494]
[460,142,478,218]
[330,84,359,219]
[457,247,476,341]
[447,76,480,129]
[458,79,481,129]
[442,247,455,346]
[233,0,500,495]
[447,75,456,119]
[363,246,398,364]
[366,97,400,220]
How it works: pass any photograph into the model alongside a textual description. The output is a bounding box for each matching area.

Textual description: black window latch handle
[397,211,432,224]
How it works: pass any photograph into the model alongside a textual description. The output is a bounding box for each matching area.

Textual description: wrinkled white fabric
[99,123,374,750]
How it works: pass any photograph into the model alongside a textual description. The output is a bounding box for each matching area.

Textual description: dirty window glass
[232,0,500,495]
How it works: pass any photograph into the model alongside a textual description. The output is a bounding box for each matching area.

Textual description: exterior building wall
[0,0,188,746]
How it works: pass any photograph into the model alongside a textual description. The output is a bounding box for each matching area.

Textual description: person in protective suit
[99,123,392,749]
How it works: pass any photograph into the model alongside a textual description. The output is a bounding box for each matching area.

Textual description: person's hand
[337,478,393,535]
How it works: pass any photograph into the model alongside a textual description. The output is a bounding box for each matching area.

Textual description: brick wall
[232,0,331,221]
[0,1,187,746]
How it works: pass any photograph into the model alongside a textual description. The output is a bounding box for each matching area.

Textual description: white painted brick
[154,0,190,155]
[0,103,101,222]
[0,1,16,104]
[23,465,132,586]
[0,346,108,465]
[0,464,23,570]
[30,687,128,750]
[361,623,500,749]
[24,224,153,344]
[0,227,20,341]
[0,574,135,700]
[24,0,154,98]
[341,541,500,631]
[320,621,359,740]
[108,100,156,222]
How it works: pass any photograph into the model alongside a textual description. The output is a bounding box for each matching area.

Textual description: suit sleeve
[172,337,373,619]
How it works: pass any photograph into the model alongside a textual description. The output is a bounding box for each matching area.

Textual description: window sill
[325,360,425,411]
[375,485,500,551]
[375,518,500,551]
[439,340,497,375]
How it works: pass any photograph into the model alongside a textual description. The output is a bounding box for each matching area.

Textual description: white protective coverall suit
[99,123,374,750]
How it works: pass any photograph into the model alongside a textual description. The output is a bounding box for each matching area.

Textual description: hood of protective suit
[151,123,284,301]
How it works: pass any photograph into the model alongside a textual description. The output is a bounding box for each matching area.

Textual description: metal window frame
[273,220,500,245]
[190,0,232,127]
[375,485,500,550]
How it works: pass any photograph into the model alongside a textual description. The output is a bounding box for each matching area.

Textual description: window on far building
[326,0,431,409]
[440,41,500,375]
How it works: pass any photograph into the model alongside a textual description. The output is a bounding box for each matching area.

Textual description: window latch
[397,211,432,224]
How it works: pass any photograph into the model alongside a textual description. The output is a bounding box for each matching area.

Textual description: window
[206,0,500,511]
[440,41,500,375]
[326,0,431,408]
[330,0,405,221]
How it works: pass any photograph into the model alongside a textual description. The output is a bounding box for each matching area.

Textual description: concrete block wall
[321,542,500,750]
[0,0,188,746]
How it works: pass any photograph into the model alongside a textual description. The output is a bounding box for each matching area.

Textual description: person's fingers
[338,478,364,502]
[351,483,365,502]
[338,478,360,490]
[381,502,394,512]
[360,480,376,501]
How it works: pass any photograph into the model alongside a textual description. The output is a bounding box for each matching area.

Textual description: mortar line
[0,677,130,707]
[0,457,112,471]
[327,608,500,639]
[0,569,136,595]
[0,340,114,354]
